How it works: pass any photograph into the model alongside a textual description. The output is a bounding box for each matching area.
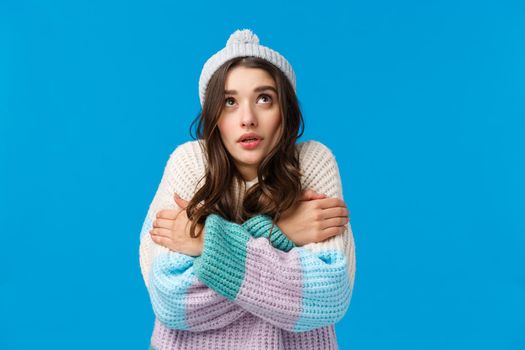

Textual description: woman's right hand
[276,189,350,246]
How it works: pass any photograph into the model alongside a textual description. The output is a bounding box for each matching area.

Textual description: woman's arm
[194,214,352,333]
[141,140,356,332]
[139,141,250,331]
[193,142,356,333]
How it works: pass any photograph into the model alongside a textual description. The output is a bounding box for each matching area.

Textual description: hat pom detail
[199,28,296,107]
[226,29,260,46]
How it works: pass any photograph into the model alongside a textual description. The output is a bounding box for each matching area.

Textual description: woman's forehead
[225,67,276,90]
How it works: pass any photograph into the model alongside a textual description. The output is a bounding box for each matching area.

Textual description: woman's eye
[258,94,272,104]
[224,95,272,106]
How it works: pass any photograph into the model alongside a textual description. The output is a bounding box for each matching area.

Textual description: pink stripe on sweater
[235,237,304,330]
[150,315,339,350]
[184,276,247,331]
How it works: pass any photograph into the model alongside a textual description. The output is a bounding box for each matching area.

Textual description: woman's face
[217,66,282,181]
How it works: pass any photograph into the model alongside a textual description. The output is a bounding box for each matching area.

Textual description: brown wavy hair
[185,56,305,239]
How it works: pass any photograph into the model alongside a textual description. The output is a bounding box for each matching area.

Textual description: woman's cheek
[217,119,235,145]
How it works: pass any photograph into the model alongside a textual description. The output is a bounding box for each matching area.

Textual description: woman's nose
[240,102,257,127]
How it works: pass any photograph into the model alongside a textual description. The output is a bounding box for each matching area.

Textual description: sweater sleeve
[139,141,249,331]
[193,141,356,333]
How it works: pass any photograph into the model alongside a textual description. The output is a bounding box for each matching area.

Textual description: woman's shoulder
[166,140,207,196]
[295,140,341,189]
[169,139,207,175]
[295,139,337,164]
[169,139,206,168]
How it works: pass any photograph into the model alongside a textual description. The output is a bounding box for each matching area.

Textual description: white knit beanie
[198,28,296,108]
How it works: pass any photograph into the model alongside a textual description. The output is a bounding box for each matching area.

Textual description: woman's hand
[149,193,205,257]
[276,189,350,246]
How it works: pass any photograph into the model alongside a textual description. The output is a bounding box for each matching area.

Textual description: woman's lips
[239,139,262,150]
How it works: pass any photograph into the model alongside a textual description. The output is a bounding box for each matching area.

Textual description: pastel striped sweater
[139,139,356,350]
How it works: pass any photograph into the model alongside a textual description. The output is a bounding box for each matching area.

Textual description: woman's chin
[240,158,261,166]
[234,154,263,166]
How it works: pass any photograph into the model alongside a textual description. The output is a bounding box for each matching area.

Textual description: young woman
[139,29,356,350]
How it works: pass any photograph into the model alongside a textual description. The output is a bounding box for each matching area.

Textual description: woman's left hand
[149,193,205,257]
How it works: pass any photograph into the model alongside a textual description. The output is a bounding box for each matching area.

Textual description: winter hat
[198,28,296,108]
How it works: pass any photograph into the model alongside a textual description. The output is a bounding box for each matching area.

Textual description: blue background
[1,0,524,349]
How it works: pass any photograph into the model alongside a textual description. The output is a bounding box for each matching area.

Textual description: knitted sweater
[139,139,356,350]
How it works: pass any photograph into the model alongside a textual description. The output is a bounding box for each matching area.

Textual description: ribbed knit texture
[198,29,296,107]
[139,139,356,350]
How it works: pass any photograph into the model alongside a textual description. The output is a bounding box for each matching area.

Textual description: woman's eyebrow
[224,86,277,95]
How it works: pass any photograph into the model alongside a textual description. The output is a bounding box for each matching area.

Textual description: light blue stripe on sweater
[149,251,196,330]
[293,249,351,332]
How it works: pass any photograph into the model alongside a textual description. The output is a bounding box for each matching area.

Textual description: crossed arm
[138,142,356,333]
